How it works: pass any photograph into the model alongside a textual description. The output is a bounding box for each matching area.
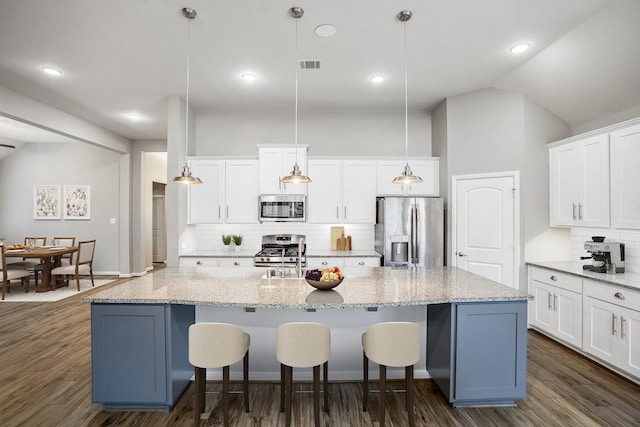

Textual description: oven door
[259,195,305,222]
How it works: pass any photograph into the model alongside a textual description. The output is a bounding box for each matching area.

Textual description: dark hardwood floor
[1,275,640,426]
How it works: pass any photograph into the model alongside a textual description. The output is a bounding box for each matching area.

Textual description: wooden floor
[2,275,640,427]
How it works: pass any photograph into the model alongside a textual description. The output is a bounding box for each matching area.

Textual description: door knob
[457,252,467,257]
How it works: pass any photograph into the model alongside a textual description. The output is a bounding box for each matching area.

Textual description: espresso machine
[582,237,625,274]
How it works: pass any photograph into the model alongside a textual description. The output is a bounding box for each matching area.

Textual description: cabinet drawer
[583,280,640,310]
[344,257,380,267]
[218,258,253,267]
[180,258,219,267]
[531,267,582,293]
[306,258,345,269]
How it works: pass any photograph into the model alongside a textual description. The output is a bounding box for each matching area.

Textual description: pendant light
[392,10,423,185]
[280,6,311,185]
[172,7,202,184]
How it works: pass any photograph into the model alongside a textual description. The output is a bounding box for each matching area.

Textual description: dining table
[5,246,78,292]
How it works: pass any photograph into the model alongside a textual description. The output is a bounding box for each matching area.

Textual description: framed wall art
[63,185,91,220]
[34,185,61,219]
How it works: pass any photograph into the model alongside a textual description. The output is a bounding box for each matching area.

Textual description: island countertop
[85,266,531,308]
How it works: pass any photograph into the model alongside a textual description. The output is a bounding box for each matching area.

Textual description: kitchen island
[86,266,531,410]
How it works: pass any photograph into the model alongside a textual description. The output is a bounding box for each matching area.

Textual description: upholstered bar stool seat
[362,322,420,427]
[189,323,250,427]
[276,322,331,427]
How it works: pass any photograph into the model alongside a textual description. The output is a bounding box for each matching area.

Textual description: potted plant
[222,234,232,248]
[232,234,243,247]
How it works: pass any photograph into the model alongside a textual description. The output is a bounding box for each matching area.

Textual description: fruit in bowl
[305,266,344,290]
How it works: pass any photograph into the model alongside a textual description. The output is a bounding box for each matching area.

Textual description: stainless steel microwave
[259,194,306,222]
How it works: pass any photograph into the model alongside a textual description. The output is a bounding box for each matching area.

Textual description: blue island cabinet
[427,301,528,407]
[90,303,195,410]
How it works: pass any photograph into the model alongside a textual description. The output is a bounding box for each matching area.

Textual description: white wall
[0,142,121,273]
[194,109,432,157]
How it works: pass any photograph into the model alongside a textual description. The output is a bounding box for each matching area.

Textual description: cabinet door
[225,160,258,223]
[620,307,640,378]
[343,160,377,223]
[529,281,554,332]
[377,159,439,196]
[258,147,307,195]
[188,160,224,224]
[578,135,610,227]
[554,287,582,348]
[549,143,579,226]
[611,124,640,229]
[307,160,342,223]
[583,296,618,365]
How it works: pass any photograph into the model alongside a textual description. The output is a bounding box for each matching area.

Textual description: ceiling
[0,0,639,147]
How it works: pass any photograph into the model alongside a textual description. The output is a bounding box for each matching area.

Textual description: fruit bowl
[305,277,344,290]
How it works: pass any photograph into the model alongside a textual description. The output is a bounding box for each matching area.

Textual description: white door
[152,194,166,263]
[453,172,518,288]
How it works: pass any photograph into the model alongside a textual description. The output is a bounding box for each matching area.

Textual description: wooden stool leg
[379,364,386,427]
[313,365,320,427]
[323,361,329,413]
[285,365,293,427]
[406,365,415,427]
[243,350,250,413]
[280,364,285,412]
[363,352,369,412]
[223,365,230,427]
[194,367,206,427]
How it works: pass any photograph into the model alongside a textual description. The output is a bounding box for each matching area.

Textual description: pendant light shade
[281,6,311,185]
[393,10,422,185]
[172,7,202,185]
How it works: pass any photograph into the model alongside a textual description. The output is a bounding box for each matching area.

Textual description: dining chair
[33,237,76,287]
[51,240,96,291]
[1,244,31,300]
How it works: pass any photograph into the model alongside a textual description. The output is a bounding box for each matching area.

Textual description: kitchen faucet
[279,248,286,278]
[296,238,304,278]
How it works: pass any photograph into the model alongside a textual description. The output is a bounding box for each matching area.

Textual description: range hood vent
[299,60,320,70]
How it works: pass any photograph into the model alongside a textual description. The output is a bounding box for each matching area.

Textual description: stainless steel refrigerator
[375,197,444,267]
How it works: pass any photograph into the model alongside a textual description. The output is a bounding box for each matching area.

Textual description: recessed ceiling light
[41,66,62,76]
[509,43,530,54]
[370,74,386,83]
[241,72,258,81]
[314,24,336,38]
[126,113,143,121]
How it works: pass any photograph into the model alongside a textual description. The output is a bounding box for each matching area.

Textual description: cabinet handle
[196,260,203,265]
[218,206,221,219]
[578,203,583,220]
[553,294,558,312]
[550,275,557,281]
[226,206,229,219]
[621,316,626,339]
[614,292,625,300]
[358,261,365,266]
[548,292,553,310]
[322,261,328,265]
[612,314,617,336]
[336,206,339,219]
[344,206,347,218]
[572,203,577,220]
[234,261,240,266]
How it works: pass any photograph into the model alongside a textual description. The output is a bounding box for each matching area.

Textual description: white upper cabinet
[188,159,258,224]
[610,124,640,229]
[258,146,307,195]
[549,134,610,227]
[307,159,377,223]
[376,159,439,196]
[225,160,258,223]
[188,160,225,224]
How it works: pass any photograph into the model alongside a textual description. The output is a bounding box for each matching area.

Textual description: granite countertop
[179,250,381,258]
[527,261,640,291]
[85,266,531,309]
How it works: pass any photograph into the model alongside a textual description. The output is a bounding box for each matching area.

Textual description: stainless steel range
[254,234,306,267]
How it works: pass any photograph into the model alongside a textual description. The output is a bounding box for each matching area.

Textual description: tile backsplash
[190,223,375,254]
[571,228,640,274]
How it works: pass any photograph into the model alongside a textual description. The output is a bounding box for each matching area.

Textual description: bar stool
[362,322,420,427]
[276,322,331,427]
[188,323,250,427]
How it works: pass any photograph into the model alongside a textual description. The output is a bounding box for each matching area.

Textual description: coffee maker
[582,237,625,274]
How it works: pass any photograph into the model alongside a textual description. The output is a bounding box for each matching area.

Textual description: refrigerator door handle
[413,205,419,264]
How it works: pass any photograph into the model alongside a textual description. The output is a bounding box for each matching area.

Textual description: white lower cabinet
[528,267,582,348]
[583,281,640,378]
[306,257,380,270]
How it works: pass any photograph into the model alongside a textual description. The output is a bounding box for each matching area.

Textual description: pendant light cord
[294,14,299,166]
[403,19,409,165]
[185,15,191,162]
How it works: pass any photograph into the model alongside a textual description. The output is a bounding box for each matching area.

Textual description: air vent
[299,60,320,70]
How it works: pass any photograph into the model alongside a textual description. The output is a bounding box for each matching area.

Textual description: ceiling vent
[299,60,320,70]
